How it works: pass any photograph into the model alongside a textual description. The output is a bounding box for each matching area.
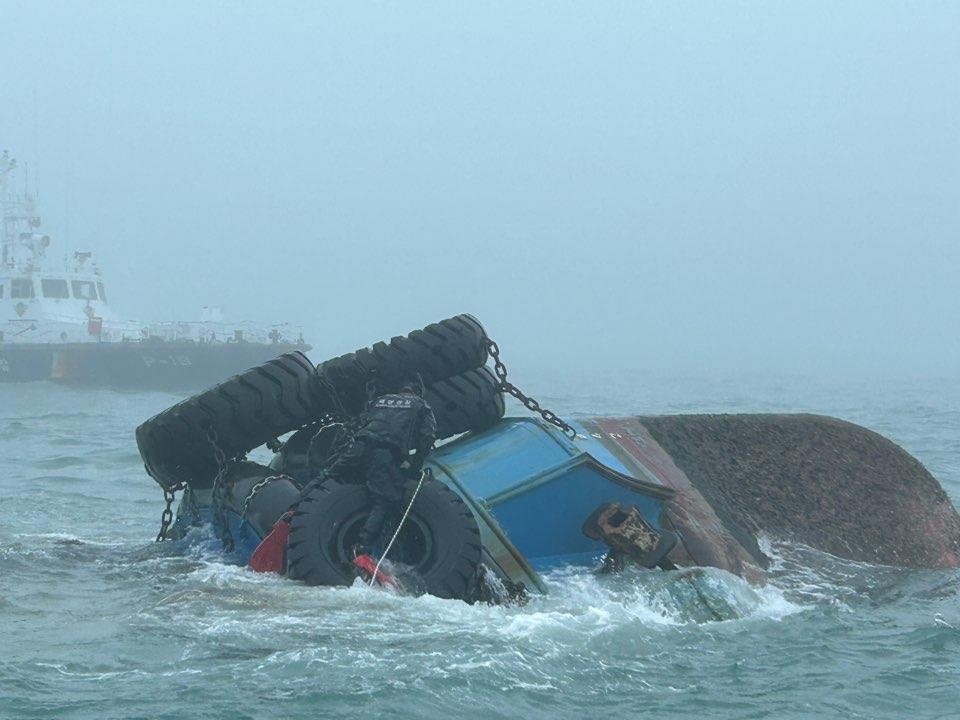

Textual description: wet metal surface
[582,417,764,580]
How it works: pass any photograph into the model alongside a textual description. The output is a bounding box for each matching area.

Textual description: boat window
[97,282,107,303]
[11,278,35,298]
[71,280,98,300]
[41,278,70,299]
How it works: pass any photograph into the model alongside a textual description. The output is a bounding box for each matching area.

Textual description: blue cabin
[427,417,677,573]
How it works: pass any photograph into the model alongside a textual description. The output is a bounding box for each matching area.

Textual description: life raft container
[137,315,500,491]
[286,474,482,600]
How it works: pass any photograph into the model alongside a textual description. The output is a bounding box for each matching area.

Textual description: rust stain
[590,416,765,582]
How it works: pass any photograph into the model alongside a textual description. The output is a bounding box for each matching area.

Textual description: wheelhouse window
[97,282,107,303]
[71,280,98,300]
[11,278,35,298]
[41,279,70,299]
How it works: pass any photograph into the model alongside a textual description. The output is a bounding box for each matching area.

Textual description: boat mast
[1,151,13,268]
[1,150,41,270]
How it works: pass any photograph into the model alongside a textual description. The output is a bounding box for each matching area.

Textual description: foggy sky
[2,2,958,378]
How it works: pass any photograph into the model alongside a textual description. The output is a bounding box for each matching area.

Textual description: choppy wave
[2,378,960,719]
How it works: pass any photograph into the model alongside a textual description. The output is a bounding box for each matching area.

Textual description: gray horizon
[2,1,957,378]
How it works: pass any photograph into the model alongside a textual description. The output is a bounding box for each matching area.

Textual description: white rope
[370,469,427,586]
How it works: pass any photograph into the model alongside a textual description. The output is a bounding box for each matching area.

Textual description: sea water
[1,373,958,719]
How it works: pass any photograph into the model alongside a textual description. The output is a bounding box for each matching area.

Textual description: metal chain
[155,482,184,542]
[314,372,350,420]
[181,485,202,527]
[486,338,578,440]
[241,475,286,520]
[207,425,228,469]
[236,474,290,542]
[207,425,235,552]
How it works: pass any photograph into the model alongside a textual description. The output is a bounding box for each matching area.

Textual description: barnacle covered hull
[640,413,960,570]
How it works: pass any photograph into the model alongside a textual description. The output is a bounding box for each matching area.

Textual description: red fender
[249,511,294,574]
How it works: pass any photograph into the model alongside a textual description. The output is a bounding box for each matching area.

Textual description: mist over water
[2,375,960,719]
[2,2,959,718]
[1,2,958,376]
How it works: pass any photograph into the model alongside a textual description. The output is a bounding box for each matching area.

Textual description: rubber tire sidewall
[136,351,317,489]
[286,476,481,600]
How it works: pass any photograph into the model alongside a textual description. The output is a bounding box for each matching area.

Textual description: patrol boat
[0,151,307,388]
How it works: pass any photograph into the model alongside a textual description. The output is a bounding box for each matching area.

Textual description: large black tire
[315,314,489,416]
[426,366,505,438]
[136,352,318,490]
[286,475,482,600]
[220,461,301,539]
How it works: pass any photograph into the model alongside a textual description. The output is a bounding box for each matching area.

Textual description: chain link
[236,474,290,542]
[207,425,235,552]
[155,483,184,542]
[314,371,350,420]
[486,338,578,440]
[241,475,286,520]
[207,425,228,468]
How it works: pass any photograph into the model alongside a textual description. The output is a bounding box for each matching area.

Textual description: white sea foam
[13,531,124,547]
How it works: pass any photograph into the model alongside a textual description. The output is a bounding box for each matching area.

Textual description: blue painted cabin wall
[487,461,666,566]
[428,418,673,570]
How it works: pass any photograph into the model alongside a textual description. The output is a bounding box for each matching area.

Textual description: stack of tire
[279,314,505,477]
[136,314,504,491]
[135,314,503,601]
[314,313,504,441]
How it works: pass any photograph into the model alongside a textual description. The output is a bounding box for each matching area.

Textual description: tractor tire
[286,474,482,600]
[315,314,489,416]
[136,352,318,490]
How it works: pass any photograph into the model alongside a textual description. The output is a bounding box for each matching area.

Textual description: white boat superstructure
[1,150,129,343]
[1,150,302,347]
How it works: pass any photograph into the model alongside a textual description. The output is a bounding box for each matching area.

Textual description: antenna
[32,86,39,199]
[65,159,71,243]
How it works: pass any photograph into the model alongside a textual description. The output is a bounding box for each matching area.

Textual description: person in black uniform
[324,380,437,555]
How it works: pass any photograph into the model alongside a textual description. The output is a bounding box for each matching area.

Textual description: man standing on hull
[326,380,438,556]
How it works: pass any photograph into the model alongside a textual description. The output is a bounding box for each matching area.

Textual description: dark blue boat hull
[0,340,309,389]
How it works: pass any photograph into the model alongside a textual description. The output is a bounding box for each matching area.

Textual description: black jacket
[356,392,437,457]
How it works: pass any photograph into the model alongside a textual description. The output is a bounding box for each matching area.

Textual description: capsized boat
[138,314,960,602]
[166,414,684,601]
